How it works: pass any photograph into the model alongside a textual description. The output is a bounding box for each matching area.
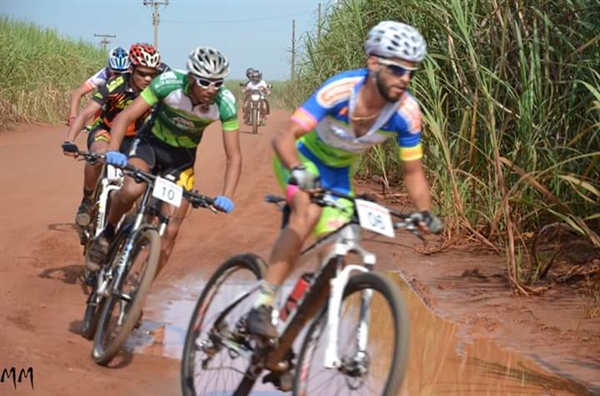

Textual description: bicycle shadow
[38,264,90,295]
[47,222,80,233]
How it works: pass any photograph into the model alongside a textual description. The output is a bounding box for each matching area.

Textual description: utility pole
[143,0,169,49]
[94,33,117,52]
[317,2,322,42]
[291,19,296,81]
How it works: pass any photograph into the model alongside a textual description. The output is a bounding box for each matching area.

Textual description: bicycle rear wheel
[181,253,266,396]
[92,228,160,365]
[294,272,409,396]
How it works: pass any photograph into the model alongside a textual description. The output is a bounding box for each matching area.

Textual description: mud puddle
[126,273,592,395]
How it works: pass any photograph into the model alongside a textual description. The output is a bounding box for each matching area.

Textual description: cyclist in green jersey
[86,47,242,273]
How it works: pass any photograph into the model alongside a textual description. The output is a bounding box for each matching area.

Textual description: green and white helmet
[187,47,230,79]
[365,21,427,62]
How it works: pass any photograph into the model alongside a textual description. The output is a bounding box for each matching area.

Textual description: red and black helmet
[129,43,161,68]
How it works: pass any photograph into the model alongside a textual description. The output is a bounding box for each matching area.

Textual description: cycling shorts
[128,133,196,191]
[273,144,354,237]
[86,120,134,154]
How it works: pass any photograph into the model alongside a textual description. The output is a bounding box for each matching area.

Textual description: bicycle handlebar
[265,190,425,239]
[76,150,215,210]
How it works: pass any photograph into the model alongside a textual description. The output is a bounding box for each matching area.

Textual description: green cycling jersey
[140,70,239,148]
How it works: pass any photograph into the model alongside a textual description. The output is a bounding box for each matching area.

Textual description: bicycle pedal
[262,370,294,392]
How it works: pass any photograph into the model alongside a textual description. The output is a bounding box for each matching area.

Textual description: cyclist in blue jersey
[245,21,444,339]
[67,47,130,126]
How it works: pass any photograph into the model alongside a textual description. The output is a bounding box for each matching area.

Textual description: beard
[375,72,403,102]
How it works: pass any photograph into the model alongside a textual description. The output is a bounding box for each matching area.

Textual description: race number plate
[106,164,123,181]
[355,199,395,238]
[152,176,183,207]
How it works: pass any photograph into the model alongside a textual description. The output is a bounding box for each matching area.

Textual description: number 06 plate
[152,176,183,207]
[355,199,395,238]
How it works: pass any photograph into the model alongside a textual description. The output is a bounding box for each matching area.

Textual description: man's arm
[402,159,432,212]
[220,128,242,198]
[107,96,152,152]
[65,100,101,142]
[68,83,93,123]
[272,119,311,170]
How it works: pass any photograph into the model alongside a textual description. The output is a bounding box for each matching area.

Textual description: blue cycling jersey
[291,68,423,167]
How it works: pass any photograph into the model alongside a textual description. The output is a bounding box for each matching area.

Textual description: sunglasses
[377,58,418,78]
[195,78,224,89]
[134,69,158,79]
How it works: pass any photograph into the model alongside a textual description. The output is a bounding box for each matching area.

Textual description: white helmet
[365,21,427,63]
[187,47,230,79]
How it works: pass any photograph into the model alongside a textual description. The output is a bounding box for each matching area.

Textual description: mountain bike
[181,189,426,395]
[75,152,217,365]
[75,152,124,258]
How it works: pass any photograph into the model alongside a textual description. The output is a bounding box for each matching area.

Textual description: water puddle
[127,272,592,395]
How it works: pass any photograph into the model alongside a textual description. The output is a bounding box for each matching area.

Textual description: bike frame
[92,164,124,239]
[211,193,416,375]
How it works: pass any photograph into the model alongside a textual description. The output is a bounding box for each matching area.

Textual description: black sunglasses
[134,69,158,79]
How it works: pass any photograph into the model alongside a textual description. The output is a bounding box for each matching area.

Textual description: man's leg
[246,190,322,338]
[154,200,190,278]
[86,157,149,271]
[76,129,109,227]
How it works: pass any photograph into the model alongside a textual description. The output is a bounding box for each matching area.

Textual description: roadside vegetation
[0,17,105,129]
[288,0,600,292]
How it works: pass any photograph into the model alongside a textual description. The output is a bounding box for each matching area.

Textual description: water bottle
[279,272,313,321]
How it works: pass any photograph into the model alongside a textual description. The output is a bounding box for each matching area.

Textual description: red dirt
[1,112,598,395]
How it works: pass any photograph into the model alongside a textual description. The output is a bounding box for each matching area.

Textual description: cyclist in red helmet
[62,43,162,231]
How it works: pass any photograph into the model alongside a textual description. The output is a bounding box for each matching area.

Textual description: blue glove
[214,195,234,213]
[105,151,127,168]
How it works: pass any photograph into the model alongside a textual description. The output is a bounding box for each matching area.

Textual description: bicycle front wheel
[92,228,161,365]
[181,253,266,396]
[294,271,409,396]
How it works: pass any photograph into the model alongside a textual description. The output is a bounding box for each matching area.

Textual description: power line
[162,11,311,25]
[143,0,169,49]
[94,33,117,52]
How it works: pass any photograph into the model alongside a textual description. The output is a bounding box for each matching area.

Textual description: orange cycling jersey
[91,73,150,136]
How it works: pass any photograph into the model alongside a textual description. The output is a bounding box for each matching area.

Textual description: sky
[1,0,335,80]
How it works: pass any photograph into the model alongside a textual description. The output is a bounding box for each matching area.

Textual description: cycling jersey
[84,67,112,91]
[91,73,149,136]
[140,70,239,148]
[291,68,423,167]
[245,80,269,91]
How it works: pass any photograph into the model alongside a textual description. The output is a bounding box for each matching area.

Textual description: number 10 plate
[152,176,183,207]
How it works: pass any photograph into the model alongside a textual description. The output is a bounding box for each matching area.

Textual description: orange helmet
[129,43,161,68]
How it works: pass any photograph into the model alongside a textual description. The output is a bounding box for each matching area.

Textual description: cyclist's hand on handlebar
[62,141,79,157]
[288,165,320,191]
[410,211,443,235]
[214,195,235,213]
[105,151,128,168]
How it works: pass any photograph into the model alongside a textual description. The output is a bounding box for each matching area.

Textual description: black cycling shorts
[86,120,134,154]
[128,133,196,190]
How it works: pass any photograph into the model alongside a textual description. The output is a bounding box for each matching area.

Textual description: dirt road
[1,112,598,395]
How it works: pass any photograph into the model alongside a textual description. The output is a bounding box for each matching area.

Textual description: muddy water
[130,273,592,396]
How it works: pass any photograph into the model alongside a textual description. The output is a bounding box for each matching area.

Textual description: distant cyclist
[245,21,444,339]
[66,46,130,127]
[86,46,242,274]
[62,43,162,229]
[243,69,271,124]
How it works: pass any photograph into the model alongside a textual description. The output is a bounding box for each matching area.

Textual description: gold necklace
[351,109,381,122]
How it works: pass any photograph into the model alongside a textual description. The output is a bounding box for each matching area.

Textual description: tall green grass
[289,0,600,291]
[0,17,105,129]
